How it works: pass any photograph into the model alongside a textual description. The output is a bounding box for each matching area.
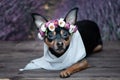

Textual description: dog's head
[32,8,78,57]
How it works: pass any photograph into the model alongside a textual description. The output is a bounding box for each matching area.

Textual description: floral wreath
[38,18,78,40]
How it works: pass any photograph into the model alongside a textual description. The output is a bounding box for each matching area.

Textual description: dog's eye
[62,31,69,38]
[61,31,69,41]
[47,32,56,40]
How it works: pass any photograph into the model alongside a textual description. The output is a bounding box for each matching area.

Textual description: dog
[30,7,103,78]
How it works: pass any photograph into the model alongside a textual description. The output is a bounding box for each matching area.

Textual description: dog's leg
[60,59,89,78]
[93,44,103,53]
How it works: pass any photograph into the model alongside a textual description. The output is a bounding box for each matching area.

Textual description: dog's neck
[49,45,69,57]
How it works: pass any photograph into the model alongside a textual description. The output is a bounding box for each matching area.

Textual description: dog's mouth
[49,44,70,57]
[55,47,65,54]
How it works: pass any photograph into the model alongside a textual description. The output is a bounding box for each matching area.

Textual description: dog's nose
[57,42,63,47]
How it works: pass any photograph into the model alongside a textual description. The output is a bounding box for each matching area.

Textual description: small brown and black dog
[32,7,103,78]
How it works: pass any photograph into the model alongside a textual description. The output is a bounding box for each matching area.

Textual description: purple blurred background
[0,0,120,41]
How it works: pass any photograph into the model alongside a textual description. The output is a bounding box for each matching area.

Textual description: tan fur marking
[93,45,103,52]
[60,59,89,78]
[45,38,54,48]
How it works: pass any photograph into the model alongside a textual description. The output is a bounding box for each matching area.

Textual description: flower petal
[58,18,65,27]
[65,23,70,29]
[69,25,76,33]
[38,33,44,40]
[40,24,46,32]
[48,23,55,31]
[54,20,58,27]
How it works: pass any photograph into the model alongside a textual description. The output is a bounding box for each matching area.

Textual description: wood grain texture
[0,41,120,80]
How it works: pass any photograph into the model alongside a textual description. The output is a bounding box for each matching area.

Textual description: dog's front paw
[60,70,71,78]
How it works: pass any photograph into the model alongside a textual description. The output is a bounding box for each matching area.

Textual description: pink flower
[39,29,45,37]
[54,20,58,27]
[73,25,78,32]
[65,23,70,29]
[45,21,51,27]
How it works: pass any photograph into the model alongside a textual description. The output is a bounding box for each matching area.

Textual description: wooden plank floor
[0,41,120,80]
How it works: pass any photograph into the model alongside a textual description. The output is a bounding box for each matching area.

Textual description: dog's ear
[64,8,78,25]
[32,13,48,29]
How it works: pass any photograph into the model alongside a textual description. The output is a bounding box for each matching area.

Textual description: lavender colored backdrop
[0,0,120,41]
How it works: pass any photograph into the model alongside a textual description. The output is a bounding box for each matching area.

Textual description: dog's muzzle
[57,42,63,47]
[54,42,65,53]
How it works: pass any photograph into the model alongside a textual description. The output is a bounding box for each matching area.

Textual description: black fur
[75,20,102,56]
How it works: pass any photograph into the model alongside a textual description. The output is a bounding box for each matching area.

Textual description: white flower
[58,18,65,27]
[48,23,55,31]
[69,25,75,33]
[38,33,44,40]
[40,23,46,32]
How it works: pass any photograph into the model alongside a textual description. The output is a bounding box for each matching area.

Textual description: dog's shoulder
[75,20,100,34]
[75,20,98,28]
